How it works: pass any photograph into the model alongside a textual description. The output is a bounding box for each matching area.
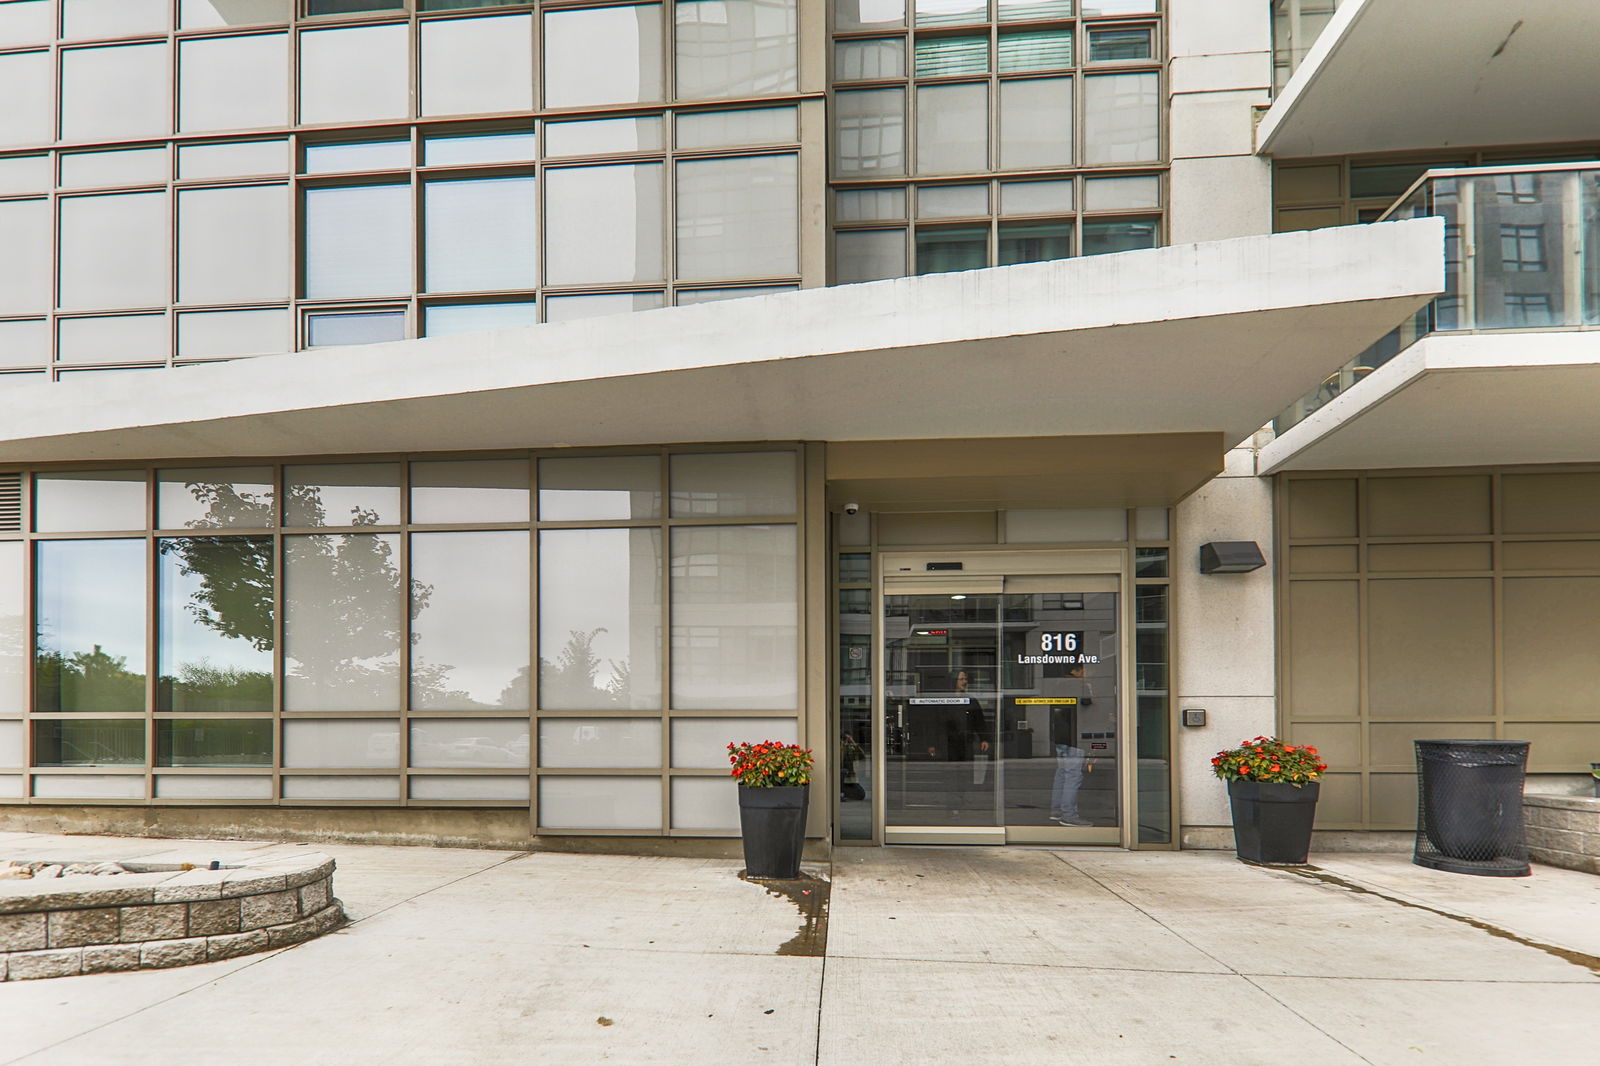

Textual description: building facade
[0,0,1591,853]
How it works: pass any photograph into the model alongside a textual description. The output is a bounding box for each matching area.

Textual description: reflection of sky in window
[158,539,273,676]
[0,542,23,713]
[410,531,529,710]
[36,539,146,667]
[539,528,661,704]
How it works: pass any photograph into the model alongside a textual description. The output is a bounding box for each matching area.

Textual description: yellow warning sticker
[1013,697,1077,705]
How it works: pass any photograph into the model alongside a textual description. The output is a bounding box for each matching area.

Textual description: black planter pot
[737,784,808,879]
[1592,764,1599,799]
[1227,779,1320,866]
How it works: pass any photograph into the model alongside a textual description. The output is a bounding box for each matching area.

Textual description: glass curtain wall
[0,1,809,382]
[0,447,804,832]
[831,0,1165,281]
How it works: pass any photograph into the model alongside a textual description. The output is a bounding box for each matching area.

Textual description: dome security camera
[843,501,861,516]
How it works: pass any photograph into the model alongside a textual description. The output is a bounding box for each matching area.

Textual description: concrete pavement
[1,832,1596,1065]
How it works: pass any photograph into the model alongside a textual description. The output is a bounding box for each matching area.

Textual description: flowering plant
[1212,736,1326,786]
[728,740,813,787]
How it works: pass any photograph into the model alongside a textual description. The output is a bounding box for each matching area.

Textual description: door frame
[874,548,1136,848]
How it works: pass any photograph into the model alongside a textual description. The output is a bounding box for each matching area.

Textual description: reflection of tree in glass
[35,645,145,713]
[539,627,632,708]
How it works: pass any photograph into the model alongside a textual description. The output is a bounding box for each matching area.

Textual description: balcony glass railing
[1274,162,1600,434]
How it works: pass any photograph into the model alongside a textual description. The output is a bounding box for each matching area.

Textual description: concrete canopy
[0,220,1441,485]
[1258,0,1600,159]
[1259,331,1600,473]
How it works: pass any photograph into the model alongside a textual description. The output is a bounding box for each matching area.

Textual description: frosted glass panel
[179,33,288,132]
[58,192,170,311]
[545,164,664,284]
[670,776,739,830]
[61,43,170,142]
[306,311,405,347]
[411,531,530,711]
[299,24,410,125]
[304,139,409,173]
[34,539,147,714]
[670,452,796,517]
[177,309,292,359]
[916,83,987,174]
[675,107,797,150]
[1135,507,1168,540]
[0,154,49,195]
[1004,508,1127,542]
[62,0,168,38]
[0,1,53,45]
[544,117,663,157]
[60,149,168,189]
[0,720,18,765]
[424,177,537,293]
[33,775,145,800]
[542,5,663,109]
[282,775,400,800]
[1084,72,1159,164]
[1000,179,1074,215]
[155,775,274,799]
[834,38,905,80]
[420,13,534,116]
[57,314,168,365]
[834,0,905,30]
[835,188,906,221]
[670,525,798,710]
[674,0,798,99]
[538,718,661,768]
[919,184,988,218]
[539,456,661,521]
[158,467,274,529]
[410,460,529,523]
[179,185,292,304]
[835,228,906,283]
[178,140,289,180]
[1085,175,1160,211]
[181,0,294,28]
[0,199,52,314]
[410,775,529,801]
[35,471,147,533]
[676,155,797,280]
[835,89,905,177]
[0,51,53,149]
[284,534,403,711]
[0,320,48,366]
[675,286,794,304]
[0,543,21,715]
[282,719,400,768]
[424,302,540,337]
[539,776,660,829]
[1000,77,1073,169]
[304,184,412,299]
[285,463,402,527]
[410,718,530,768]
[0,775,20,798]
[539,529,661,710]
[671,716,797,768]
[543,292,665,322]
[424,129,538,166]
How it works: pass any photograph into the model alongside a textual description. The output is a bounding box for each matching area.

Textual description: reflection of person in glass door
[954,670,991,784]
[1050,699,1092,826]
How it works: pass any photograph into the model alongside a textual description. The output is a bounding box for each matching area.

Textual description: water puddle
[741,871,830,957]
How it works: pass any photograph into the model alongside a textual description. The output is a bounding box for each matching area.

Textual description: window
[179,185,292,305]
[1500,224,1547,272]
[419,12,534,116]
[542,5,663,109]
[303,184,412,299]
[424,177,538,293]
[299,23,410,125]
[179,33,289,133]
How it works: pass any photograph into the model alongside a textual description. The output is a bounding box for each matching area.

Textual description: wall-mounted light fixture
[1199,541,1266,574]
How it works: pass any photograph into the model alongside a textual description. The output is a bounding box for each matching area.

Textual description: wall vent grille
[0,474,20,532]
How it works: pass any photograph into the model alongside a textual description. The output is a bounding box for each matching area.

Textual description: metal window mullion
[398,500,413,805]
[658,448,672,833]
[272,468,286,802]
[144,479,158,799]
[529,453,541,835]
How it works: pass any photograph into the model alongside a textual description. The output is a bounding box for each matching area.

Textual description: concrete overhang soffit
[1258,0,1600,159]
[0,218,1443,464]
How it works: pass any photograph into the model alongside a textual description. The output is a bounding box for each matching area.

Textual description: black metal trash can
[1413,739,1531,877]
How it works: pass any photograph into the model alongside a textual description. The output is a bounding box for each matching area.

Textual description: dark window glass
[35,719,145,765]
[157,719,274,766]
[998,221,1072,265]
[915,225,987,273]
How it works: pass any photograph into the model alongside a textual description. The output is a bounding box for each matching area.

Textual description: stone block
[7,948,82,980]
[188,898,242,936]
[82,944,141,974]
[140,938,208,969]
[221,871,288,899]
[265,901,343,950]
[283,858,336,890]
[240,889,299,931]
[206,929,269,962]
[119,903,188,942]
[0,912,47,952]
[47,907,120,948]
[1526,825,1582,853]
[299,878,330,914]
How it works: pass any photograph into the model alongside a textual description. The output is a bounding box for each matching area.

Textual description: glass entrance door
[882,578,1121,844]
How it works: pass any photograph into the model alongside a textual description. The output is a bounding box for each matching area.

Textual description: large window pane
[676,155,798,280]
[179,185,291,305]
[35,471,145,533]
[424,177,537,293]
[916,225,988,273]
[915,0,985,26]
[177,308,292,359]
[0,199,52,314]
[1083,72,1159,165]
[540,528,661,710]
[0,51,53,148]
[157,537,274,713]
[544,164,665,285]
[538,456,661,521]
[35,721,146,766]
[542,5,663,109]
[157,720,273,766]
[58,192,170,311]
[670,524,797,710]
[423,302,540,337]
[670,452,796,517]
[181,0,294,28]
[916,83,988,175]
[56,313,168,365]
[420,13,533,116]
[835,228,906,283]
[179,33,288,132]
[998,29,1073,71]
[411,531,530,710]
[1000,77,1072,169]
[284,533,403,712]
[61,43,170,142]
[61,0,169,39]
[158,467,274,529]
[35,539,147,713]
[674,0,798,100]
[304,184,412,299]
[299,23,410,126]
[0,1,53,45]
[410,718,529,768]
[285,463,402,527]
[282,718,399,768]
[0,542,22,715]
[835,0,905,30]
[537,718,660,768]
[410,460,529,523]
[835,88,905,177]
